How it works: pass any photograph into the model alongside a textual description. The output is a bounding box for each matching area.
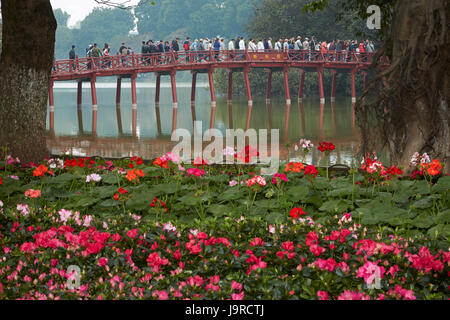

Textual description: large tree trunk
[0,0,56,163]
[357,0,450,174]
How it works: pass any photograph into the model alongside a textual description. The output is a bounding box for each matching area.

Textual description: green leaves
[319,199,350,214]
[286,185,310,202]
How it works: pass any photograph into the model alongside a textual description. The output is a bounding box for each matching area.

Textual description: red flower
[118,187,128,194]
[290,207,306,219]
[127,229,138,239]
[304,165,318,177]
[318,142,335,152]
[113,193,119,201]
[33,164,48,177]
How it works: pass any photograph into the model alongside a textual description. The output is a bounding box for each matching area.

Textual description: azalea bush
[0,146,449,300]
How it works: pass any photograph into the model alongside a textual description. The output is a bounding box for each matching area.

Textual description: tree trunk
[0,0,56,163]
[357,0,450,174]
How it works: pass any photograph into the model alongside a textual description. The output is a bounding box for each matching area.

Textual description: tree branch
[93,0,154,9]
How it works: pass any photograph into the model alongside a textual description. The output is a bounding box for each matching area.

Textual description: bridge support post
[155,73,161,105]
[317,67,325,104]
[319,103,325,141]
[90,77,98,135]
[77,81,83,132]
[170,70,178,132]
[266,70,272,103]
[331,70,337,102]
[191,71,197,106]
[298,69,305,102]
[283,67,291,105]
[351,69,357,103]
[283,103,291,143]
[208,68,216,130]
[116,77,122,107]
[49,80,55,134]
[155,73,161,134]
[298,100,305,138]
[116,102,123,135]
[77,80,83,109]
[227,70,233,105]
[244,67,252,130]
[244,68,252,106]
[131,74,137,138]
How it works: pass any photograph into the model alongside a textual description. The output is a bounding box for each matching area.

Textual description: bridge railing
[52,49,375,76]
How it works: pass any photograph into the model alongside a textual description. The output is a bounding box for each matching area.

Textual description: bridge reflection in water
[46,87,360,166]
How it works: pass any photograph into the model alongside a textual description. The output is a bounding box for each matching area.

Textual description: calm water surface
[46,81,361,166]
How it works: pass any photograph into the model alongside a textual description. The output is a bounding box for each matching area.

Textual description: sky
[50,0,139,27]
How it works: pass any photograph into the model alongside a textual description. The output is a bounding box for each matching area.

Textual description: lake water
[46,81,361,166]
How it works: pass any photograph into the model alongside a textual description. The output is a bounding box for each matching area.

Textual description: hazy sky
[50,0,139,27]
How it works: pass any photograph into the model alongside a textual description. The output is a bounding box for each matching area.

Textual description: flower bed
[0,152,449,300]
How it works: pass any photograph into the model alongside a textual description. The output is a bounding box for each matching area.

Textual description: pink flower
[317,291,328,300]
[338,290,371,300]
[231,292,244,300]
[246,175,266,187]
[146,252,169,273]
[314,258,337,272]
[309,244,326,256]
[356,261,385,285]
[187,168,205,178]
[249,237,265,246]
[231,281,242,291]
[98,257,108,267]
[229,180,238,187]
[127,229,138,239]
[388,285,416,300]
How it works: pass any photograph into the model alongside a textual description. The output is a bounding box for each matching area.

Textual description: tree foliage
[247,0,368,42]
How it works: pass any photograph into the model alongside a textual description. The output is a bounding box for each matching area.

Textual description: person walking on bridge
[69,45,76,70]
[184,37,191,62]
[275,39,282,51]
[257,39,264,52]
[248,39,257,52]
[228,38,235,60]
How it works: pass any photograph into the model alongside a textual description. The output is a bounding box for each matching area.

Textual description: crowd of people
[67,35,375,67]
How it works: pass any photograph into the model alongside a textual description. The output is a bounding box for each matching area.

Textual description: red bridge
[49,49,379,133]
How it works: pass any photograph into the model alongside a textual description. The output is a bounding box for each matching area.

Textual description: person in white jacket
[239,37,246,50]
[275,39,282,51]
[268,37,273,49]
[228,39,235,51]
[248,39,257,52]
[257,40,264,52]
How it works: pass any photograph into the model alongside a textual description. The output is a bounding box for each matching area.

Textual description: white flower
[8,175,19,180]
[299,139,314,150]
[190,229,199,236]
[58,209,72,223]
[0,200,3,207]
[229,180,238,187]
[163,222,177,232]
[102,221,108,229]
[86,173,101,183]
[269,225,276,234]
[17,204,30,216]
[83,215,93,227]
